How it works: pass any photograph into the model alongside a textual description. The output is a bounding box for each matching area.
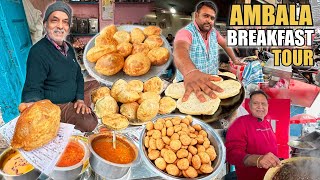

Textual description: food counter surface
[0,121,226,180]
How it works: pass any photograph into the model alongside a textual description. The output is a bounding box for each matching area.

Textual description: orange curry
[56,141,84,167]
[92,136,135,164]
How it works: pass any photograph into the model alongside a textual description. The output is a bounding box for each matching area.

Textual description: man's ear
[195,12,199,18]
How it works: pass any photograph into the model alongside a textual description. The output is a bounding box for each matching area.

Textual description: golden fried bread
[100,24,117,38]
[113,30,131,44]
[120,102,139,121]
[86,45,117,63]
[130,28,145,44]
[132,43,150,55]
[102,114,129,130]
[137,99,159,122]
[127,80,144,93]
[95,53,124,76]
[95,35,118,47]
[138,91,161,104]
[147,47,170,66]
[144,35,163,49]
[117,88,140,103]
[110,79,128,101]
[143,77,164,94]
[117,42,133,57]
[91,86,110,104]
[143,26,161,36]
[123,53,151,76]
[94,96,119,118]
[11,100,60,151]
[159,96,177,114]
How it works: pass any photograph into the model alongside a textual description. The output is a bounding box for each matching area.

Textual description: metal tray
[139,114,226,180]
[83,25,173,86]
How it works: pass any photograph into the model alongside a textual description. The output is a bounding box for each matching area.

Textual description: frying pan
[264,157,320,180]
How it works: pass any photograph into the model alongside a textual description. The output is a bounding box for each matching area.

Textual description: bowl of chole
[83,24,173,86]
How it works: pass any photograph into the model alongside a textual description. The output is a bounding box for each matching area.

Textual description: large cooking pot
[0,148,40,180]
[50,138,90,180]
[264,157,320,180]
[88,132,140,179]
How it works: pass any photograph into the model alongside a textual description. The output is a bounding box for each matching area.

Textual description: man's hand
[232,58,247,66]
[74,100,91,114]
[18,102,35,112]
[258,152,281,169]
[183,70,223,102]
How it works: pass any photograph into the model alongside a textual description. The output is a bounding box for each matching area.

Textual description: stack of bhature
[164,77,242,116]
[86,24,170,77]
[91,77,177,125]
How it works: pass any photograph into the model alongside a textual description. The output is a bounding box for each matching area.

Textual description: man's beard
[199,23,212,32]
[47,28,68,43]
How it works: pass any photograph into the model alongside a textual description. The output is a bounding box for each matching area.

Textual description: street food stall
[0,23,243,180]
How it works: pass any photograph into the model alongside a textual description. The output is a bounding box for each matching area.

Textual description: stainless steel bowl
[50,138,90,180]
[0,148,41,180]
[139,114,226,180]
[88,132,140,179]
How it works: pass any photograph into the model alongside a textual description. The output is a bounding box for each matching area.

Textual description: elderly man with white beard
[21,1,99,132]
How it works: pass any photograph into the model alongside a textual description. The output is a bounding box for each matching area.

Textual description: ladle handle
[112,131,116,149]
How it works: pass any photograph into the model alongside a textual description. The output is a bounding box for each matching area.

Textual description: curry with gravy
[92,135,135,164]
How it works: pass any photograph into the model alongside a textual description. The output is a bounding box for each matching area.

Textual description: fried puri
[100,24,117,38]
[131,43,149,55]
[91,86,110,104]
[137,99,159,122]
[138,92,161,104]
[117,89,140,103]
[113,30,130,44]
[127,80,144,93]
[110,79,127,101]
[147,47,170,66]
[143,76,164,94]
[95,53,124,76]
[120,102,139,121]
[117,42,132,57]
[130,28,145,44]
[143,26,161,36]
[94,96,119,118]
[95,35,118,47]
[144,35,163,49]
[86,45,117,63]
[101,113,129,130]
[123,53,151,76]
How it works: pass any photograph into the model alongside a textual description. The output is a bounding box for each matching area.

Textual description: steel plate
[139,114,226,180]
[83,25,173,86]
